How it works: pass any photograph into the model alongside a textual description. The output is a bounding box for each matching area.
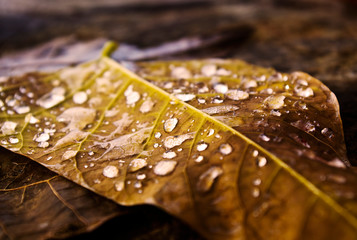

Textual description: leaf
[0,56,356,239]
[0,146,126,240]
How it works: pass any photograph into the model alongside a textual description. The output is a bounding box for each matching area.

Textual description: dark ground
[0,0,357,239]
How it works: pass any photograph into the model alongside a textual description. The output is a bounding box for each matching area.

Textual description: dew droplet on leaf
[103,165,119,178]
[197,166,223,193]
[153,160,177,176]
[164,118,178,133]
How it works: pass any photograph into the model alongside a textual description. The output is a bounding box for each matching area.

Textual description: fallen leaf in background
[0,53,356,239]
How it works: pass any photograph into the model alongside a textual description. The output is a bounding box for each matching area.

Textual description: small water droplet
[62,150,77,160]
[175,94,196,102]
[213,83,228,94]
[201,64,217,77]
[264,95,285,109]
[134,181,142,189]
[212,98,224,104]
[219,143,232,155]
[115,181,124,191]
[163,133,193,149]
[73,91,88,104]
[252,187,260,198]
[259,134,270,142]
[197,142,208,152]
[257,156,267,167]
[195,155,204,163]
[177,148,183,152]
[124,85,140,105]
[35,133,50,142]
[1,121,17,135]
[14,106,30,114]
[295,86,314,98]
[137,173,146,180]
[198,98,206,104]
[47,156,53,161]
[226,90,249,100]
[154,143,159,148]
[9,137,19,144]
[153,160,177,176]
[327,158,346,169]
[103,165,119,178]
[171,67,192,79]
[163,151,177,159]
[155,132,162,139]
[252,150,259,157]
[164,118,178,133]
[128,158,148,172]
[38,142,49,148]
[253,178,261,186]
[197,166,223,193]
[88,151,94,156]
[140,97,154,113]
[37,87,66,109]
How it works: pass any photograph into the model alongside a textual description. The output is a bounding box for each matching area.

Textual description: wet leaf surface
[0,57,356,239]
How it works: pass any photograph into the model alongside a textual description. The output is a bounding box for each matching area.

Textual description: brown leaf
[0,56,356,240]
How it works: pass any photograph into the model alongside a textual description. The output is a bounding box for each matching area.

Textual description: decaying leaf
[0,55,356,240]
[0,147,126,240]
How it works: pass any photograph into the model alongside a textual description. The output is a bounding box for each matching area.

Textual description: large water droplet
[128,158,148,172]
[153,160,177,176]
[164,118,178,133]
[197,166,223,193]
[124,85,140,105]
[14,106,30,114]
[257,156,267,167]
[219,143,232,155]
[9,137,19,144]
[103,165,119,178]
[35,133,50,142]
[195,155,204,163]
[37,87,66,109]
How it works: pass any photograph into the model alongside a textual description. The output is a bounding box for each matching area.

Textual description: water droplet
[195,155,204,163]
[252,187,260,197]
[197,142,208,151]
[171,67,192,79]
[226,90,249,100]
[198,98,206,104]
[103,165,119,178]
[128,158,148,172]
[327,158,346,169]
[1,121,17,135]
[264,95,285,109]
[73,91,88,104]
[253,178,261,186]
[153,160,177,176]
[175,94,196,102]
[295,87,314,98]
[257,156,267,167]
[62,150,77,160]
[115,181,125,191]
[155,132,161,139]
[134,181,142,189]
[124,85,140,105]
[212,98,224,104]
[164,118,178,133]
[259,134,270,142]
[35,133,50,142]
[197,166,223,193]
[14,106,30,114]
[38,142,49,148]
[9,137,19,144]
[216,68,231,76]
[202,105,239,115]
[213,83,228,94]
[88,151,94,156]
[201,64,217,77]
[219,143,232,155]
[37,87,66,109]
[243,80,257,89]
[140,97,154,113]
[207,129,215,136]
[47,156,53,161]
[321,128,328,135]
[270,109,281,117]
[137,173,146,180]
[153,143,159,148]
[163,133,193,149]
[163,151,177,159]
[252,150,259,157]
